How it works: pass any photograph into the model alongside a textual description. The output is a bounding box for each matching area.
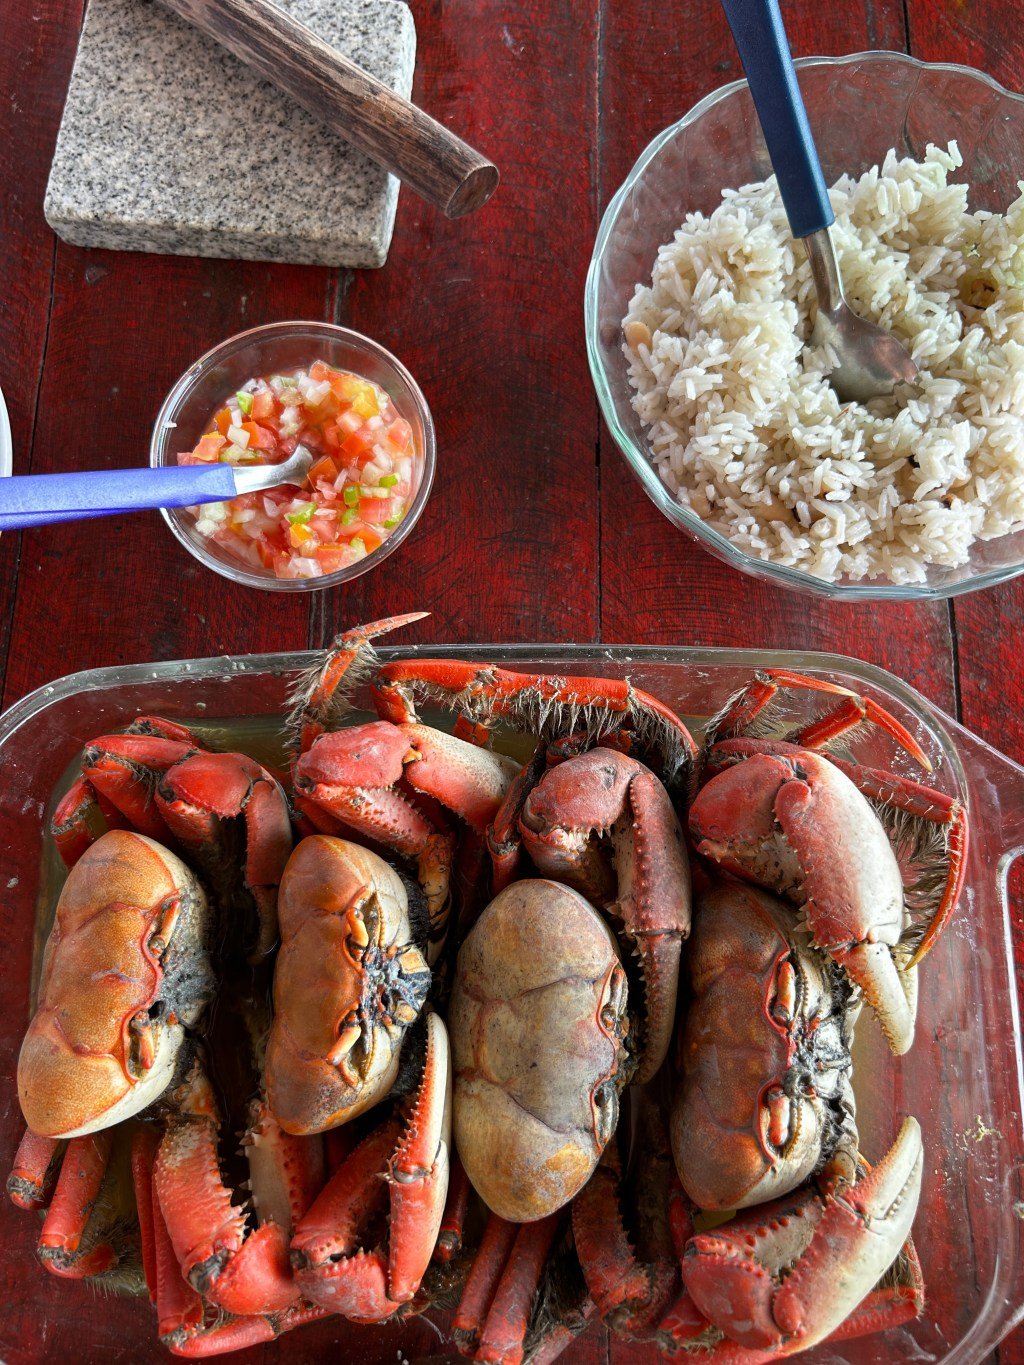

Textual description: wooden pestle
[160,0,499,218]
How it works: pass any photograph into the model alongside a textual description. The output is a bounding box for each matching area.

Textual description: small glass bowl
[586,52,1024,601]
[150,321,435,592]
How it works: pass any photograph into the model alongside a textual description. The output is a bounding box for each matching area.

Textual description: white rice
[622,143,1024,584]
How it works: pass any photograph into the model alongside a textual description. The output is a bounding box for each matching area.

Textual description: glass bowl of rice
[587,52,1024,599]
[151,322,435,592]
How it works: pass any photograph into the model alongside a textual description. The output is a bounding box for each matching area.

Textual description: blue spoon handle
[719,0,834,238]
[0,463,238,532]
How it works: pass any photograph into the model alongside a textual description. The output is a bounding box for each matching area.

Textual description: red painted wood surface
[0,0,1021,1360]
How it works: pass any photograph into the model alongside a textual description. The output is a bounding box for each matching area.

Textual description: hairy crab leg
[371,661,697,788]
[827,756,969,967]
[36,1132,119,1277]
[7,1128,63,1210]
[708,669,930,771]
[288,612,430,754]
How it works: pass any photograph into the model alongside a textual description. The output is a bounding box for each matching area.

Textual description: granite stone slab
[44,0,416,268]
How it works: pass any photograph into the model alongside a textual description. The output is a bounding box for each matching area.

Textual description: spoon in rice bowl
[720,0,919,403]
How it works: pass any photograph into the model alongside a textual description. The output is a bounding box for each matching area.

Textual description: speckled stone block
[44,0,416,267]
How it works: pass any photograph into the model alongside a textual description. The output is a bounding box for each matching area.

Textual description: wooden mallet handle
[161,0,499,218]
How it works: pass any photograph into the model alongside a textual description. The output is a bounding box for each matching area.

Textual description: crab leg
[371,661,697,788]
[289,612,430,753]
[475,1213,562,1365]
[291,1012,452,1321]
[7,1128,62,1210]
[436,1154,472,1262]
[709,670,930,770]
[131,1126,161,1301]
[452,1212,520,1353]
[572,1133,680,1336]
[682,1118,923,1357]
[36,1131,119,1277]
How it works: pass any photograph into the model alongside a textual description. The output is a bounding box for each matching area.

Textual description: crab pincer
[290,1011,452,1321]
[519,747,691,1080]
[680,1117,924,1359]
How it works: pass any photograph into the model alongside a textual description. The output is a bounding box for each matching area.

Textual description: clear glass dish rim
[3,641,1024,1361]
[150,320,437,593]
[585,50,1024,603]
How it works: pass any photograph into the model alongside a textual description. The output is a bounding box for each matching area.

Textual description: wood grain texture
[161,0,498,218]
[902,4,1024,1360]
[0,0,84,708]
[320,0,603,648]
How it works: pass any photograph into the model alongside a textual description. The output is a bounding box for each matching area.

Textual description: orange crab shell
[449,879,631,1223]
[17,830,212,1139]
[265,836,431,1136]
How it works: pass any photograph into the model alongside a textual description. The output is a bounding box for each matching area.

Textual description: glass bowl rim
[585,50,1024,603]
[150,320,436,593]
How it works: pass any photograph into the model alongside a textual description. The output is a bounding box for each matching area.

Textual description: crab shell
[265,836,431,1135]
[17,829,212,1139]
[449,878,631,1223]
[672,880,858,1211]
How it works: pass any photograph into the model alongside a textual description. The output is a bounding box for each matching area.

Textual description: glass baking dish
[1,644,1023,1365]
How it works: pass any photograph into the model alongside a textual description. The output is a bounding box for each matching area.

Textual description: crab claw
[291,1011,452,1321]
[521,748,691,1081]
[682,1117,923,1356]
[690,742,917,1054]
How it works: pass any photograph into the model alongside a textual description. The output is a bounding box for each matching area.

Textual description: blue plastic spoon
[0,445,313,532]
[720,0,919,402]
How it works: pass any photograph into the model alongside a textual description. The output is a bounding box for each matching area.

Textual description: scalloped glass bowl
[150,321,435,593]
[586,52,1024,600]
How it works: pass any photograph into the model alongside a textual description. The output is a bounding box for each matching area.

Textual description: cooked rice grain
[623,143,1024,583]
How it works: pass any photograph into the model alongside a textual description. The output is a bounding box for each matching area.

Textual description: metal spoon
[720,0,919,403]
[0,444,313,531]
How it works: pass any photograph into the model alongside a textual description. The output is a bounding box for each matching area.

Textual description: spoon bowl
[803,229,920,403]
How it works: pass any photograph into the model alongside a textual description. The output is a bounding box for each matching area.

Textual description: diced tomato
[386,418,413,450]
[250,389,278,422]
[241,420,277,452]
[183,361,420,579]
[309,455,339,485]
[359,497,394,525]
[191,432,227,462]
[316,545,351,573]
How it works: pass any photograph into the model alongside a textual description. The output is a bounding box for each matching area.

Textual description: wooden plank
[319,0,602,649]
[595,0,956,715]
[903,6,1024,1363]
[0,246,328,710]
[0,0,81,704]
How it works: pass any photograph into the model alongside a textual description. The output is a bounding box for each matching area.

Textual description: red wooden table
[1,0,1021,1360]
